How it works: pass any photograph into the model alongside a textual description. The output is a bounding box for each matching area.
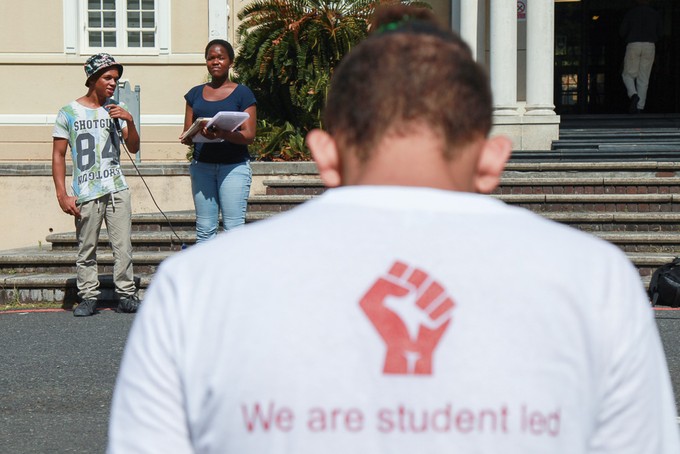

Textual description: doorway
[554,0,679,115]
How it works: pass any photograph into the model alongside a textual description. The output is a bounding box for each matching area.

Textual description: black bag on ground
[648,257,680,307]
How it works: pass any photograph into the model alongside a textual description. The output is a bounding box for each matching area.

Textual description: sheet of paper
[179,118,210,141]
[205,111,249,131]
[182,112,250,143]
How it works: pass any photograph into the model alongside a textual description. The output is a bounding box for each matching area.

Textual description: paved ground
[1,308,679,453]
[655,309,680,411]
[0,310,133,453]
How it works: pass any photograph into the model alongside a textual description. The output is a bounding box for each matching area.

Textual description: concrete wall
[0,162,319,251]
[0,1,323,252]
[172,1,210,53]
[0,166,195,251]
[0,2,64,53]
[0,1,559,165]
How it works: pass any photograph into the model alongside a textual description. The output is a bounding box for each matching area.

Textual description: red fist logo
[360,261,455,375]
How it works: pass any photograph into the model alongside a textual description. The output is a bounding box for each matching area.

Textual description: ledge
[0,53,205,65]
[493,114,561,126]
[0,161,318,177]
[0,114,184,126]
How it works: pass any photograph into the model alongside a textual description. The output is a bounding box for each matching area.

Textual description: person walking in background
[109,6,679,453]
[52,53,141,317]
[620,0,662,113]
[180,39,257,243]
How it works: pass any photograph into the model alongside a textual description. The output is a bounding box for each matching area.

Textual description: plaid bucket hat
[84,53,124,87]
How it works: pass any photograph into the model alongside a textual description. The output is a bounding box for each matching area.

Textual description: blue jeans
[189,160,252,242]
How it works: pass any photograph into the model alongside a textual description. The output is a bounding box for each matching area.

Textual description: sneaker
[117,295,141,313]
[73,299,98,317]
[628,94,640,114]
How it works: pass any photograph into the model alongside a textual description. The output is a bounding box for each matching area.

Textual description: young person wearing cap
[52,53,141,317]
[108,6,679,453]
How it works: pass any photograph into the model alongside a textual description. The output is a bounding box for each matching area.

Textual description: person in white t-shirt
[108,5,680,453]
[52,53,141,316]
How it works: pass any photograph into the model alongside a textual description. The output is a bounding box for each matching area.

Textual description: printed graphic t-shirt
[108,186,680,454]
[53,101,129,204]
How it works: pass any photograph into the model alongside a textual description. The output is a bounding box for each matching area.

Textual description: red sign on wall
[518,0,527,21]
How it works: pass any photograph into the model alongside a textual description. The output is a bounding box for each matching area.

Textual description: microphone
[104,98,123,136]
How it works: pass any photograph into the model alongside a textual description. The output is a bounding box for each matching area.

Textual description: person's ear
[474,135,512,194]
[307,129,342,188]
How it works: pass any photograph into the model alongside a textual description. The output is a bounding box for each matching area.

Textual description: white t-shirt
[108,186,680,454]
[52,101,129,203]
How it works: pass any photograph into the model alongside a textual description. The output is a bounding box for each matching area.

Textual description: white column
[63,0,78,54]
[208,0,230,40]
[490,0,517,115]
[460,0,478,60]
[525,0,555,115]
[158,0,170,55]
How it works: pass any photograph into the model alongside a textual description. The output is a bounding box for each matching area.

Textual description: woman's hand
[202,126,247,143]
[201,125,222,141]
[179,118,208,145]
[180,132,196,145]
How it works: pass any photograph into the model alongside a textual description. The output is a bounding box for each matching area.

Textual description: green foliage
[250,119,310,161]
[235,0,372,130]
[235,0,431,160]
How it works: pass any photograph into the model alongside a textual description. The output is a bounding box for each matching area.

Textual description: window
[126,0,156,47]
[63,0,169,55]
[83,0,160,54]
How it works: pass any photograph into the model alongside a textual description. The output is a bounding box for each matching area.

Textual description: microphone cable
[108,105,187,250]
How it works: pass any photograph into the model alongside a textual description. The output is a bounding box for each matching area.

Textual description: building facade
[2,1,679,162]
[1,0,677,249]
[0,1,569,166]
[0,0,251,163]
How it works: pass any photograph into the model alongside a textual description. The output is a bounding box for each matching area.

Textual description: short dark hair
[323,6,493,162]
[204,39,235,61]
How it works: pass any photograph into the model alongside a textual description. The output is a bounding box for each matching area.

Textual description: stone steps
[5,232,679,275]
[558,129,680,139]
[128,210,271,231]
[498,193,680,214]
[5,160,680,305]
[550,117,680,159]
[0,248,172,274]
[47,231,192,252]
[552,139,680,149]
[0,252,661,307]
[0,272,153,310]
[246,194,315,213]
[557,114,680,130]
[544,212,680,232]
[47,211,273,251]
[255,192,680,214]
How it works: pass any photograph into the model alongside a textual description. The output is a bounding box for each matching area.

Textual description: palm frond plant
[235,0,431,160]
[252,120,310,161]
